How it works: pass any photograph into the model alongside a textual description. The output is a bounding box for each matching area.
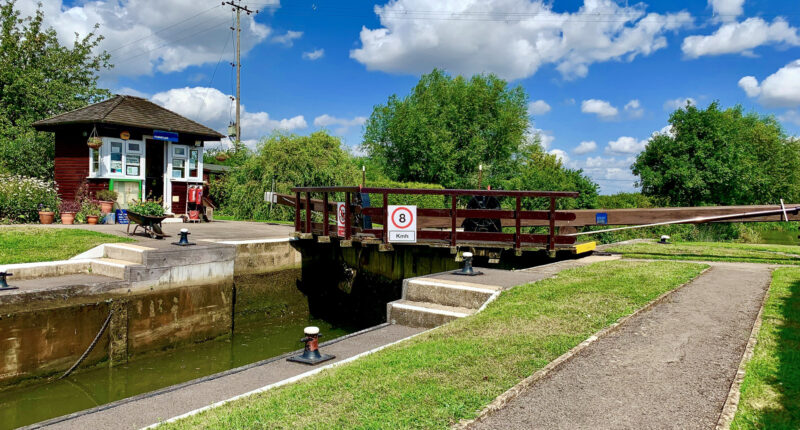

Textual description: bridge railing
[289,186,579,252]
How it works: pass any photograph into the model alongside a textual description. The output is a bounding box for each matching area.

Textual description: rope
[59,307,114,380]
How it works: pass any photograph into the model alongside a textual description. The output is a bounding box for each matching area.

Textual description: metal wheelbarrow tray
[126,212,171,239]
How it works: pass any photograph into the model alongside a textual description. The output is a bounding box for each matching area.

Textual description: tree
[215,131,359,220]
[0,0,111,179]
[632,102,800,206]
[362,69,529,189]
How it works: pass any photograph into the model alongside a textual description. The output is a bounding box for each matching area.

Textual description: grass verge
[606,241,800,265]
[731,267,800,429]
[162,260,706,429]
[0,227,133,264]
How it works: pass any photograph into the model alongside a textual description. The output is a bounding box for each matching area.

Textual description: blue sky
[24,0,800,194]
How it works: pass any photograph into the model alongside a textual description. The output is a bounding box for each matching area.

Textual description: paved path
[32,324,423,430]
[471,263,771,430]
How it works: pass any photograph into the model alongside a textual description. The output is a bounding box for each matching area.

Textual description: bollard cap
[181,228,189,233]
[463,252,473,258]
[304,326,320,335]
[661,235,670,240]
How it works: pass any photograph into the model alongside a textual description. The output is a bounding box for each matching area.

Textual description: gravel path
[470,263,771,430]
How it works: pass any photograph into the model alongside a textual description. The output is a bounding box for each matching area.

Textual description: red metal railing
[290,186,579,252]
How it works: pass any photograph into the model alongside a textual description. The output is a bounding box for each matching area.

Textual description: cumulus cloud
[350,0,692,80]
[581,99,619,119]
[779,110,800,126]
[151,87,306,141]
[606,136,647,154]
[272,30,303,46]
[682,17,800,58]
[708,0,744,22]
[663,97,696,110]
[738,60,800,108]
[15,0,277,78]
[548,149,569,164]
[624,99,644,118]
[570,155,639,194]
[528,100,551,115]
[573,140,598,155]
[529,128,555,150]
[302,49,325,60]
[313,114,367,135]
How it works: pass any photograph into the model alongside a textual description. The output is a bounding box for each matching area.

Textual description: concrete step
[90,258,134,279]
[405,278,499,310]
[387,299,475,328]
[104,244,152,264]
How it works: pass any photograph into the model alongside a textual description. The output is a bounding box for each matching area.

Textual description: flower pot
[87,215,99,225]
[61,212,76,225]
[99,200,114,213]
[87,137,102,149]
[38,211,55,224]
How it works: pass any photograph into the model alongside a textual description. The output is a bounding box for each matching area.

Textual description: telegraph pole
[223,1,258,151]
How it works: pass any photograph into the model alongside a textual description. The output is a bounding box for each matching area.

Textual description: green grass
[0,227,133,264]
[162,260,706,429]
[606,241,800,265]
[731,267,800,429]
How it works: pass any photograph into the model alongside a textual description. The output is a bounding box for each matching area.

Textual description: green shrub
[0,174,59,222]
[597,192,659,209]
[95,189,118,202]
[76,202,102,223]
[364,179,445,209]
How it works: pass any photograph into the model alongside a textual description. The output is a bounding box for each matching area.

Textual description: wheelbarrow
[126,211,171,239]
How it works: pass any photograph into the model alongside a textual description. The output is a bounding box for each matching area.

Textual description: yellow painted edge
[573,241,596,254]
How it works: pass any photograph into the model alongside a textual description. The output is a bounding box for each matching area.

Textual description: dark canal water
[0,315,353,429]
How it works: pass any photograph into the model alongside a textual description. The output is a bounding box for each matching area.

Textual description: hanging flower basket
[87,136,103,149]
[215,153,229,162]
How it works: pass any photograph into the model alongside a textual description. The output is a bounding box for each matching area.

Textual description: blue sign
[115,209,129,225]
[153,130,179,142]
[596,212,608,225]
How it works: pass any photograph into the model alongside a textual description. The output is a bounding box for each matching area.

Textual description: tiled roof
[33,95,224,139]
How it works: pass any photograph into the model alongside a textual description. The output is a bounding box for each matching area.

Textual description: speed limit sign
[337,202,346,237]
[387,205,417,243]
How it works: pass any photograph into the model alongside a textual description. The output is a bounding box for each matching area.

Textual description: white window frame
[167,143,203,182]
[90,137,146,180]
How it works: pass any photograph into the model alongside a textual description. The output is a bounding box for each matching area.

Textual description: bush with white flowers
[0,174,59,222]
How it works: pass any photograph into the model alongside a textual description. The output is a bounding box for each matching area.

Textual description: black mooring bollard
[172,228,195,246]
[658,235,671,245]
[453,252,483,276]
[0,272,17,291]
[287,326,335,365]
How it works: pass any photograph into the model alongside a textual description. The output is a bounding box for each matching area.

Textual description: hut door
[145,139,164,201]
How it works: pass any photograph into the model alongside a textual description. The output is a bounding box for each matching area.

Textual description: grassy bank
[731,267,800,429]
[606,241,800,265]
[0,227,132,264]
[162,260,705,429]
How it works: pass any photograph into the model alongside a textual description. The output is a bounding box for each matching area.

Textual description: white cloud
[529,128,555,150]
[738,60,800,108]
[350,0,692,80]
[708,0,744,22]
[313,114,366,135]
[548,149,569,164]
[15,0,277,78]
[114,87,150,98]
[272,30,303,47]
[581,99,619,119]
[663,97,696,110]
[624,99,644,118]
[528,100,551,115]
[573,140,598,155]
[682,17,800,58]
[779,110,800,126]
[151,87,306,141]
[570,155,638,194]
[302,49,325,60]
[606,136,647,154]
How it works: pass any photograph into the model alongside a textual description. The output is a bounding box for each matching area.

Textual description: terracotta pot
[87,215,99,225]
[61,212,76,225]
[38,211,55,224]
[87,137,102,149]
[99,200,114,213]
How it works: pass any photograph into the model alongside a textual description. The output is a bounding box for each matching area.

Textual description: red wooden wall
[54,132,108,201]
[171,182,187,214]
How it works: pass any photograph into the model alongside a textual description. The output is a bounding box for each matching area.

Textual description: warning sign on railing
[337,202,346,237]
[387,205,417,243]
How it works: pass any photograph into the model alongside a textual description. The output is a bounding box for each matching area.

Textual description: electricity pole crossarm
[222,1,258,152]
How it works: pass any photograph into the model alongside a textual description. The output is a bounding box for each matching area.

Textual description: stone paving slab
[469,263,771,430]
[32,324,424,430]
